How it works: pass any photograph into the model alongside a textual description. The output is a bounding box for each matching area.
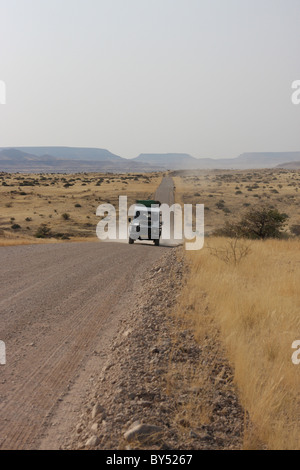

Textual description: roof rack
[135,200,161,207]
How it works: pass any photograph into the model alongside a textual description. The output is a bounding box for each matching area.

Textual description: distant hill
[0,148,39,161]
[134,152,300,170]
[134,153,203,170]
[277,161,300,169]
[12,146,124,162]
[1,147,300,173]
[233,152,300,169]
[0,148,162,173]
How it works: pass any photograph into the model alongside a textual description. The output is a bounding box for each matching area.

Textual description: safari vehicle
[128,200,162,246]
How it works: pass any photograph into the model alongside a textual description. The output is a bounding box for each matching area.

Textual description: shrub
[62,213,70,220]
[291,225,300,237]
[54,232,70,240]
[207,238,252,265]
[214,205,289,240]
[35,224,52,238]
[216,200,225,209]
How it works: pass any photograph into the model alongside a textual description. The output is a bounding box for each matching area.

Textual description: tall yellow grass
[180,237,300,449]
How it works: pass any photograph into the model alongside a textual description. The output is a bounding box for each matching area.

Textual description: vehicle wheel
[129,237,134,244]
[154,239,160,246]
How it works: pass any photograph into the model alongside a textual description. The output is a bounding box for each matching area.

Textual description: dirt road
[0,177,175,450]
[155,175,175,206]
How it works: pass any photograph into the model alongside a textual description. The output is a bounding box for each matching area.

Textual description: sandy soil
[0,241,172,449]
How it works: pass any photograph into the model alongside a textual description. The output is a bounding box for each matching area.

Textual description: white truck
[128,200,162,246]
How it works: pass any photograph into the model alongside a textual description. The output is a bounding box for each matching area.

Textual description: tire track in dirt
[0,242,169,449]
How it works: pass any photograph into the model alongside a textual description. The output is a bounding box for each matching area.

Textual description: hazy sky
[0,0,299,159]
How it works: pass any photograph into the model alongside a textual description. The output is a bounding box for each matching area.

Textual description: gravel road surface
[0,177,176,450]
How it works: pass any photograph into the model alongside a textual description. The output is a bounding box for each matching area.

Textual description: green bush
[35,224,52,238]
[214,205,289,240]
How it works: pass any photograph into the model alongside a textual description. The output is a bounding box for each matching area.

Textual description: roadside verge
[63,247,244,450]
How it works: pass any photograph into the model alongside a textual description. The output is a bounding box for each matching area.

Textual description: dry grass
[0,234,99,247]
[173,168,300,236]
[178,237,300,449]
[172,169,300,448]
[0,171,162,245]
